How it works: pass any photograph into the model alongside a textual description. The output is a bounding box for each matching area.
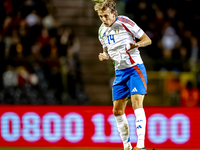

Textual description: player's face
[98,8,116,27]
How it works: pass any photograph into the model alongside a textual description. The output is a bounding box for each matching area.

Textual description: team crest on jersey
[115,29,119,34]
[114,26,119,34]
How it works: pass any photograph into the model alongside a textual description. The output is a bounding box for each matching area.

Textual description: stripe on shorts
[132,65,147,91]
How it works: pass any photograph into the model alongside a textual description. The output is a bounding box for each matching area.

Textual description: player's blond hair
[94,0,118,16]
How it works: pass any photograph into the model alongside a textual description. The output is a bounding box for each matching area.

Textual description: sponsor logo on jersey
[102,32,106,38]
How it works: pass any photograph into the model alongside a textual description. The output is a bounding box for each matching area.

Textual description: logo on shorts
[132,87,138,92]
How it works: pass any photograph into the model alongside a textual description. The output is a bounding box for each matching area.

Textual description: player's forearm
[137,39,151,47]
[137,33,152,47]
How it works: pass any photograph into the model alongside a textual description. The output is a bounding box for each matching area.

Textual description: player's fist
[128,43,140,50]
[98,52,109,61]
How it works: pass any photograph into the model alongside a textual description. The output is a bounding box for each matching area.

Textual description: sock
[115,114,132,149]
[135,108,146,148]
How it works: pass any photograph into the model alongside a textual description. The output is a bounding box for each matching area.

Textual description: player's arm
[99,47,109,61]
[121,17,151,50]
[129,33,152,49]
[98,24,109,61]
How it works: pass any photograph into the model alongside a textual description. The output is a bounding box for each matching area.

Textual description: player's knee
[113,109,124,116]
[131,95,144,110]
[132,99,139,110]
[132,103,138,110]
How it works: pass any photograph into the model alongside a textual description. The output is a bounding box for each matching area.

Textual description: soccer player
[93,0,152,150]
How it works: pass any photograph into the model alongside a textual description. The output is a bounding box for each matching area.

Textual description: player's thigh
[131,94,145,110]
[113,98,128,116]
[112,82,129,101]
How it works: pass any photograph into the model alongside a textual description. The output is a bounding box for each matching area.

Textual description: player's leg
[131,94,146,150]
[113,98,132,150]
[112,68,135,150]
[128,64,147,150]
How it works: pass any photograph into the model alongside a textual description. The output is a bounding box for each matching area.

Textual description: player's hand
[98,52,109,61]
[128,43,140,50]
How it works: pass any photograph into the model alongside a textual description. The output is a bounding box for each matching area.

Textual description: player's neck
[109,16,116,27]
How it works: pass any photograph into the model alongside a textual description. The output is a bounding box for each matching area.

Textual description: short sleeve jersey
[98,16,145,70]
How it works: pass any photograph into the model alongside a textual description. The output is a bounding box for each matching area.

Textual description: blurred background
[0,0,200,107]
[0,0,200,149]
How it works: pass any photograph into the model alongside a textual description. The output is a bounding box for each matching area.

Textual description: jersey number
[107,35,115,44]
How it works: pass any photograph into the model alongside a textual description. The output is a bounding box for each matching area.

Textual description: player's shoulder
[117,15,135,26]
[99,23,105,32]
[118,15,130,19]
